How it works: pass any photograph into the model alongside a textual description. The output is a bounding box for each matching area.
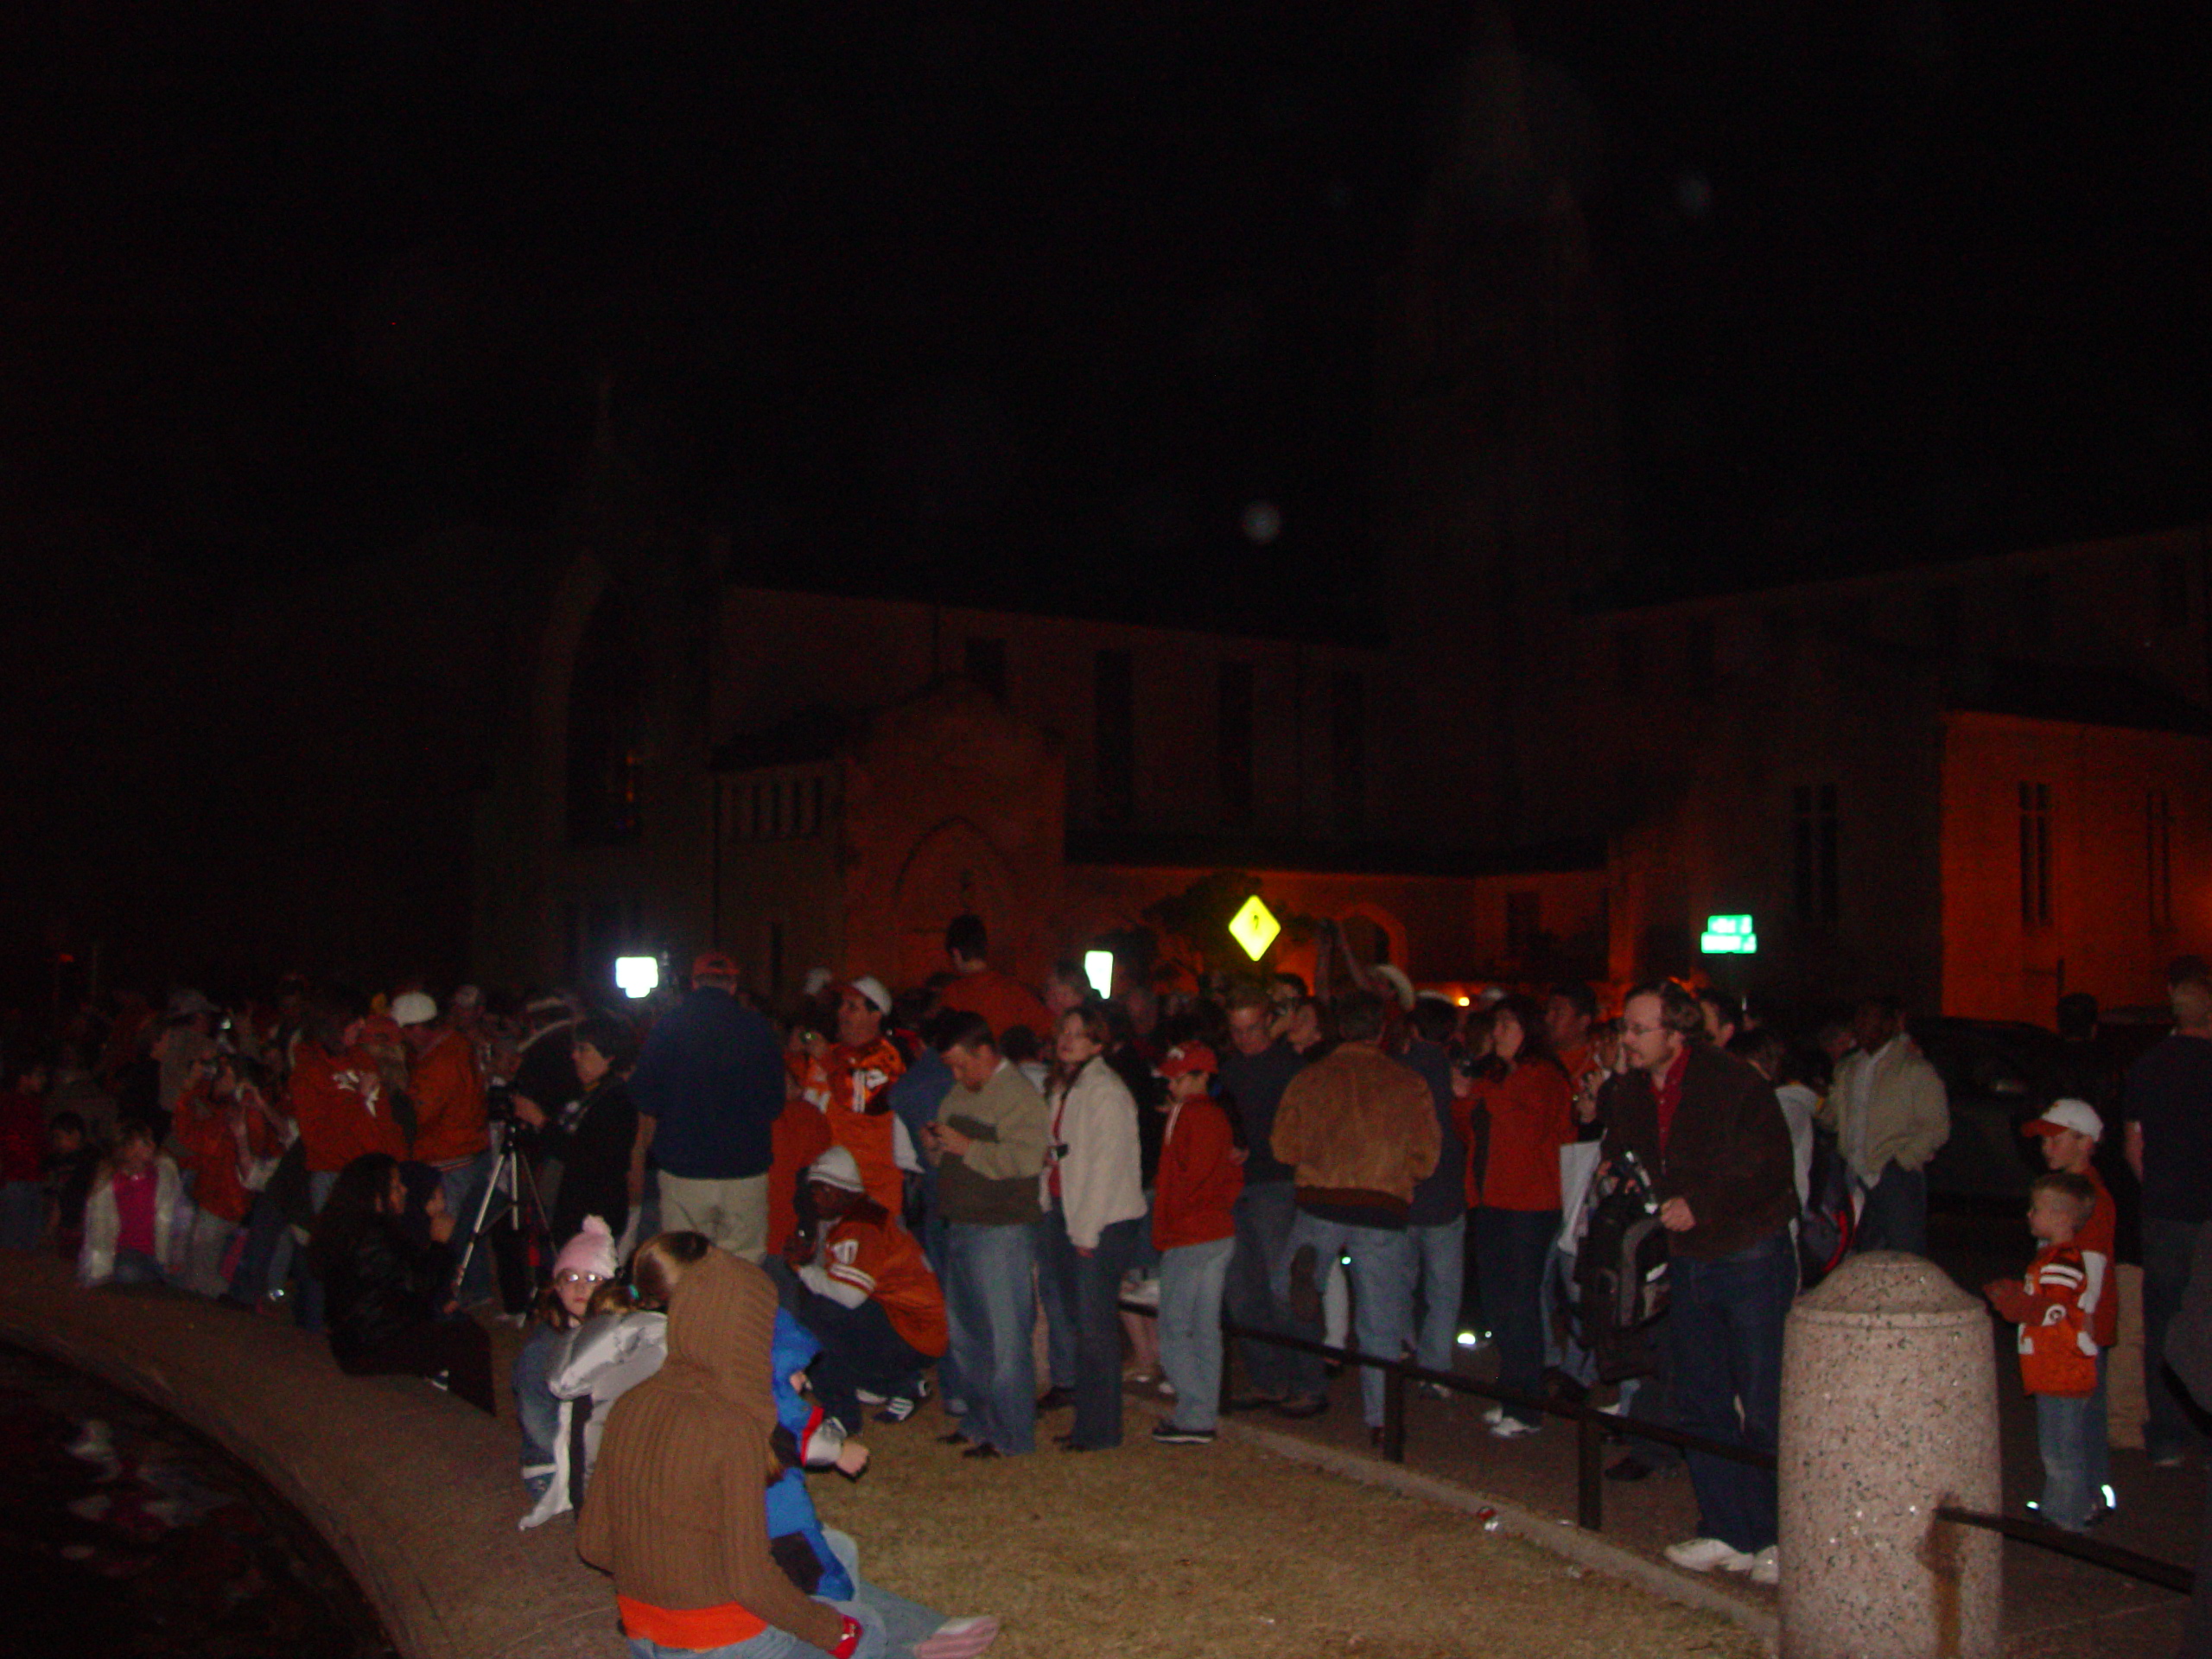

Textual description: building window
[1506,890,1541,961]
[964,636,1007,701]
[1792,784,1840,925]
[2019,782,2054,931]
[1331,670,1365,833]
[1095,648,1135,825]
[567,590,645,848]
[1218,661,1255,828]
[728,771,828,842]
[2150,788,2176,931]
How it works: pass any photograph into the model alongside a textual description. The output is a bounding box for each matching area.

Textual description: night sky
[8,2,2206,641]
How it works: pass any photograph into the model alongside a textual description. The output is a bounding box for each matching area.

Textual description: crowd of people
[6,918,2212,1652]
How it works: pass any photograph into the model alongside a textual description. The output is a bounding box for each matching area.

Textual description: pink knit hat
[554,1216,619,1282]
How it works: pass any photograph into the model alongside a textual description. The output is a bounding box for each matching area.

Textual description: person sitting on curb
[771,1146,948,1434]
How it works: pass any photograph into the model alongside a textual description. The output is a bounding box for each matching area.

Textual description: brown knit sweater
[575,1249,846,1652]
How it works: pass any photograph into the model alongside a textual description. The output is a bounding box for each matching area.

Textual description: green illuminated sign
[1700,914,1758,955]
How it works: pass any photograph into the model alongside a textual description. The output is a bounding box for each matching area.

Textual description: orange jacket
[409,1028,488,1166]
[817,1211,946,1357]
[171,1083,280,1224]
[290,1043,408,1173]
[1153,1096,1243,1251]
[767,1098,834,1253]
[803,1039,907,1213]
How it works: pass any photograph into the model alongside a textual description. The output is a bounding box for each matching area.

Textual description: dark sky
[4,2,2208,637]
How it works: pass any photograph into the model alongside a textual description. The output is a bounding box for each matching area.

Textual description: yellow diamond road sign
[1229,895,1281,961]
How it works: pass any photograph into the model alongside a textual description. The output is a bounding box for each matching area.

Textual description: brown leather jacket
[1272,1040,1440,1218]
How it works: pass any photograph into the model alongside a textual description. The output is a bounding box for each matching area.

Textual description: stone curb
[0,1251,624,1659]
[1132,1392,1780,1655]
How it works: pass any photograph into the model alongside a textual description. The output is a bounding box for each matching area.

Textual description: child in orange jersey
[1986,1173,2102,1531]
[2020,1101,2116,1518]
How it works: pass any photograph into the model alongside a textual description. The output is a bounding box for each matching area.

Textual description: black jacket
[547,1077,639,1246]
[323,1217,456,1367]
[1599,1044,1796,1261]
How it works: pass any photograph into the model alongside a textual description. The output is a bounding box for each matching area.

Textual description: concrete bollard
[1777,1251,2001,1658]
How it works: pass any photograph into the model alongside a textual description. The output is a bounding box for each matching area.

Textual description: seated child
[44,1111,100,1263]
[516,1217,620,1504]
[1985,1172,2103,1531]
[79,1121,184,1287]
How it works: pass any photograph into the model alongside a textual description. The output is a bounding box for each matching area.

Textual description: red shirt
[113,1168,159,1255]
[938,968,1054,1046]
[767,1098,834,1253]
[2018,1243,2097,1397]
[1460,1060,1575,1212]
[1653,1047,1691,1152]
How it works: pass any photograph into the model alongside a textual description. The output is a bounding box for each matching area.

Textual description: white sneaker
[1747,1546,1778,1586]
[1480,1405,1505,1426]
[1489,1417,1541,1440]
[1664,1536,1755,1573]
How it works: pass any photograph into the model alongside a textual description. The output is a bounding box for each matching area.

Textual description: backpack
[1573,1151,1671,1382]
[1797,1125,1854,1287]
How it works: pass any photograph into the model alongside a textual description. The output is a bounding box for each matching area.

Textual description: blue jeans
[514,1322,565,1498]
[440,1150,498,1303]
[1852,1163,1929,1257]
[1664,1228,1794,1554]
[2036,1390,2100,1531]
[941,1221,1038,1454]
[1029,1209,1079,1392]
[1408,1214,1466,1375]
[2144,1216,2205,1462]
[1281,1212,1415,1428]
[1040,1210,1142,1448]
[1475,1207,1557,1427]
[1227,1181,1321,1401]
[1159,1236,1234,1431]
[296,1168,340,1333]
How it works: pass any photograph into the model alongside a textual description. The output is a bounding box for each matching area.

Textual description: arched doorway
[888,817,1019,989]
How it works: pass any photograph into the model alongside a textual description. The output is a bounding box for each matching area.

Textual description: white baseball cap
[2023,1099,2103,1142]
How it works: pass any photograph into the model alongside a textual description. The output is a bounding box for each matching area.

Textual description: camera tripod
[451,1121,553,1313]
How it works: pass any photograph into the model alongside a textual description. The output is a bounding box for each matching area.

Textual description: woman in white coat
[1042,1003,1148,1450]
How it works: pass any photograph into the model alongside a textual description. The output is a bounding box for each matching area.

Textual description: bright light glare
[614,956,659,1000]
[1083,950,1115,999]
[1456,1331,1480,1349]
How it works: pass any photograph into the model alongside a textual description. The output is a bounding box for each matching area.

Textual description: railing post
[1382,1359,1406,1463]
[1576,1407,1604,1532]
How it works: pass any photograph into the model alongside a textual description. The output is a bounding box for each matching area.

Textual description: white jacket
[79,1155,187,1287]
[520,1309,668,1529]
[1046,1057,1148,1249]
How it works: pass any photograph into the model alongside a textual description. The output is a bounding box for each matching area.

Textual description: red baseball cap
[692,950,739,982]
[1158,1041,1217,1079]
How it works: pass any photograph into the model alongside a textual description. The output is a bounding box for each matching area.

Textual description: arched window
[567,589,645,847]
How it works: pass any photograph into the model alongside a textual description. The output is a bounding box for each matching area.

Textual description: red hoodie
[1153,1094,1243,1251]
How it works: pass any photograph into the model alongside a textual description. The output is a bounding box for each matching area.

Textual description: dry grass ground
[813,1399,1766,1659]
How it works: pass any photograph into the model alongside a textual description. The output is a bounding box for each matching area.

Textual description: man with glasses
[1606,980,1797,1586]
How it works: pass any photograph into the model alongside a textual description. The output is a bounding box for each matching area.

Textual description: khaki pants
[2109,1262,2147,1450]
[657,1171,769,1263]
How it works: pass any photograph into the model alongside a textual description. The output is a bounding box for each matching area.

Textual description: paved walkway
[1209,1211,2198,1657]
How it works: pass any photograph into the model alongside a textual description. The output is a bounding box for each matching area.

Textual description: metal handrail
[1122,1297,2199,1592]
